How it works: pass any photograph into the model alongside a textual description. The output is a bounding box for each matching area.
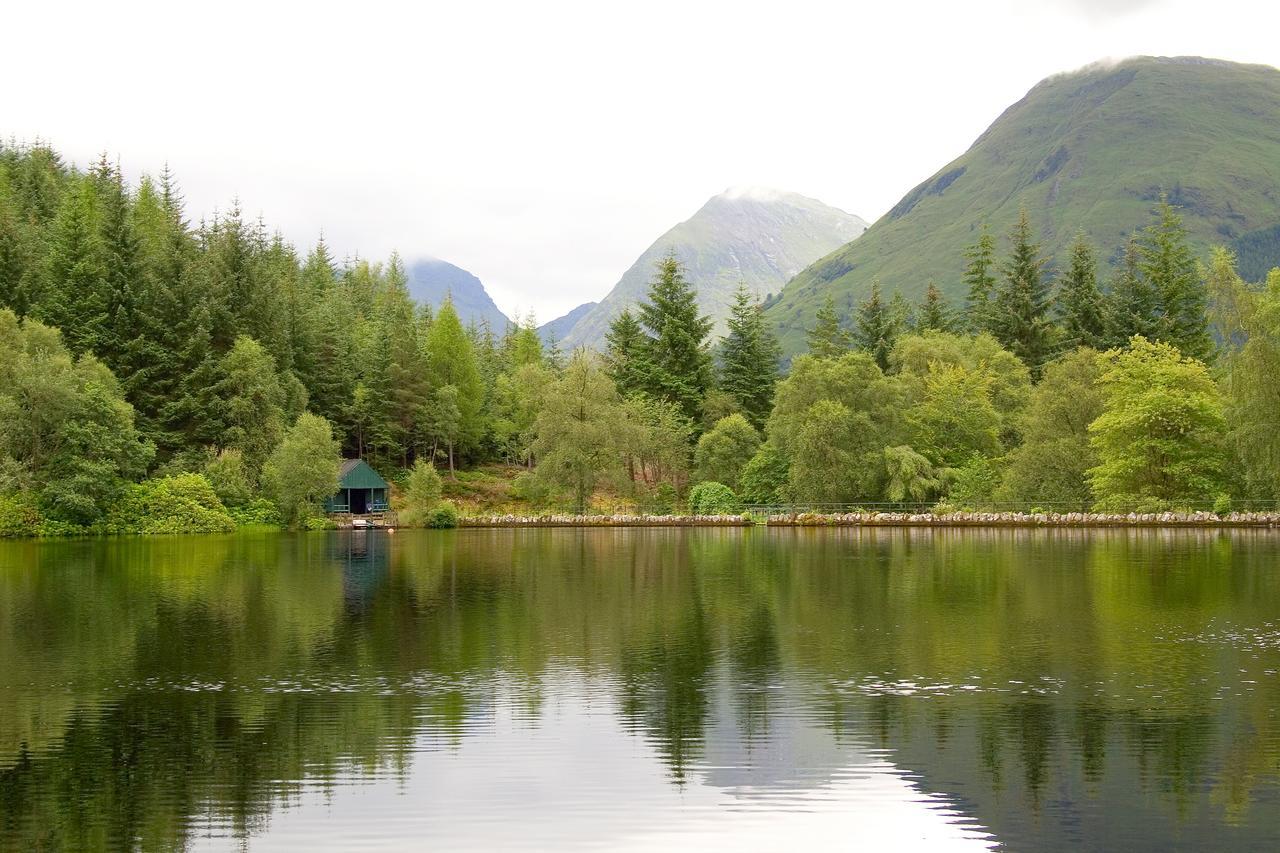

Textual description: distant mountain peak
[718,186,794,203]
[405,258,511,331]
[561,189,867,350]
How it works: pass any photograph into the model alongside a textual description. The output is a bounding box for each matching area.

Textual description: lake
[2,527,1279,851]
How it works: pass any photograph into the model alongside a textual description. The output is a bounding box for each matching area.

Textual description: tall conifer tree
[1055,232,1106,350]
[1104,234,1160,348]
[38,176,106,356]
[991,209,1052,377]
[963,224,998,334]
[807,293,851,359]
[635,253,712,421]
[604,308,648,396]
[1140,195,1212,360]
[0,208,28,317]
[853,279,897,370]
[425,296,484,454]
[719,284,781,430]
[915,281,956,333]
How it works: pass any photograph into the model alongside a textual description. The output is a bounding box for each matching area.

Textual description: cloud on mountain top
[1054,0,1160,18]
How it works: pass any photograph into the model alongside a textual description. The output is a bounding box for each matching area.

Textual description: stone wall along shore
[765,510,1280,527]
[458,514,754,527]
[455,511,1280,528]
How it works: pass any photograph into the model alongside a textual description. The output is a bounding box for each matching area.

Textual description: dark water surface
[2,528,1279,851]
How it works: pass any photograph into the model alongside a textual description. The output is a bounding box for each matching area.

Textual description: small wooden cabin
[325,459,390,515]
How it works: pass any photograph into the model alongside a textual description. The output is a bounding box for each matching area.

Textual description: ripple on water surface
[3,527,1280,851]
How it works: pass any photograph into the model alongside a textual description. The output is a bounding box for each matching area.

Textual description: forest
[1,140,1279,532]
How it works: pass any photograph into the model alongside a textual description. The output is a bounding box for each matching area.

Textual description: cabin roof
[337,459,389,490]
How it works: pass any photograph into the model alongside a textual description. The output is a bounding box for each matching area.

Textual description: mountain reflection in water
[1,527,1278,850]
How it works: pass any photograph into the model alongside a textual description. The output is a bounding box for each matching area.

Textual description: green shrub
[1213,493,1233,515]
[639,482,679,515]
[398,459,443,526]
[688,482,741,515]
[103,474,236,534]
[946,456,1004,510]
[0,492,45,538]
[739,444,789,506]
[204,449,254,507]
[693,414,761,490]
[303,515,337,531]
[425,501,459,529]
[261,413,341,527]
[229,498,283,528]
[511,470,552,504]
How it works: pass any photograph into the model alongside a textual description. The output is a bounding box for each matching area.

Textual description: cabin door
[351,489,369,514]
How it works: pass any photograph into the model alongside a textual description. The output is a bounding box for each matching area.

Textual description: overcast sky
[4,0,1277,321]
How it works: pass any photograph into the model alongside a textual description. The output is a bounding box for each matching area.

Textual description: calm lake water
[2,528,1280,851]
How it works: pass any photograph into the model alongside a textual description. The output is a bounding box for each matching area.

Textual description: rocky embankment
[458,514,753,527]
[766,511,1280,527]
[455,511,1280,528]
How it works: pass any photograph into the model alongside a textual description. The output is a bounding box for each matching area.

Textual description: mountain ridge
[766,56,1280,354]
[561,188,866,350]
[538,302,596,345]
[406,258,511,331]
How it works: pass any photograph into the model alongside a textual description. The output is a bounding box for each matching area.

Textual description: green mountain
[561,188,866,351]
[767,56,1280,355]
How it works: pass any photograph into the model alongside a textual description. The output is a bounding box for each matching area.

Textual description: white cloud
[3,0,1276,320]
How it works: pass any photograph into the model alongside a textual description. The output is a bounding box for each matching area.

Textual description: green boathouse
[324,459,390,515]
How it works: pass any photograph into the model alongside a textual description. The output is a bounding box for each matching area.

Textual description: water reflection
[1,528,1278,850]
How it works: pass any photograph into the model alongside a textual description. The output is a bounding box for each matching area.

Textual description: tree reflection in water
[1,527,1279,850]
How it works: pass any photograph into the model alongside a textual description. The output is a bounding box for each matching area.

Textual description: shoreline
[6,511,1279,540]
[457,511,1280,529]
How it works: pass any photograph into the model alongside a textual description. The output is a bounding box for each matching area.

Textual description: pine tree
[216,335,288,479]
[0,207,28,317]
[1104,234,1160,349]
[300,238,337,297]
[19,144,68,224]
[853,280,896,370]
[38,176,106,356]
[137,169,215,458]
[604,308,649,397]
[1055,232,1106,350]
[379,253,429,465]
[309,287,357,438]
[915,281,956,333]
[1140,195,1212,360]
[506,313,544,368]
[259,233,301,373]
[963,224,998,333]
[807,293,851,359]
[424,296,484,455]
[991,209,1053,377]
[635,254,712,421]
[544,332,565,370]
[95,163,149,378]
[719,284,781,430]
